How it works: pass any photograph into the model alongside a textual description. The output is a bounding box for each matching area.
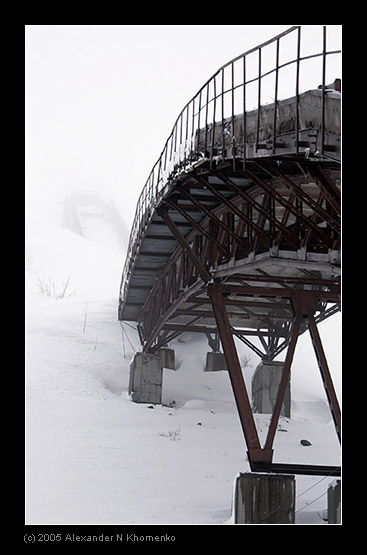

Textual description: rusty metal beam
[162,323,290,336]
[189,174,272,245]
[261,163,340,234]
[264,314,303,450]
[173,309,291,322]
[208,171,297,246]
[178,187,251,252]
[252,462,341,476]
[229,272,339,288]
[221,284,340,303]
[142,279,204,352]
[305,163,341,213]
[308,313,341,443]
[163,200,229,259]
[240,167,329,244]
[158,207,211,283]
[207,282,272,465]
[205,285,341,470]
[186,295,290,309]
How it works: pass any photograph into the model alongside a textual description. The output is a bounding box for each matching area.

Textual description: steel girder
[136,158,340,356]
[129,157,340,473]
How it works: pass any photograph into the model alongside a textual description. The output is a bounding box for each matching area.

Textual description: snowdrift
[26,213,341,525]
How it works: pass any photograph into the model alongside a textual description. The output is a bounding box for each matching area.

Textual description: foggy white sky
[25,25,341,230]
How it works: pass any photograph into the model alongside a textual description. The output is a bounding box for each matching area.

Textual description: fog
[25,24,341,232]
[25,28,342,509]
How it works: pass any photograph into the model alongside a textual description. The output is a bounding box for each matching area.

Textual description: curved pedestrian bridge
[118,26,341,475]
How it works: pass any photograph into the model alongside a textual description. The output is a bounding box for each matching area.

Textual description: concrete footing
[128,352,163,404]
[156,348,175,370]
[205,351,227,371]
[234,472,296,524]
[327,479,341,524]
[252,360,290,417]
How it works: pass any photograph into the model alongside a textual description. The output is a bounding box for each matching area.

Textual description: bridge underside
[120,155,340,355]
[119,153,340,473]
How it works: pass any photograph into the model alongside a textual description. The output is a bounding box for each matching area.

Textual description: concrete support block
[327,480,341,524]
[128,352,163,404]
[156,348,175,370]
[252,361,291,417]
[234,472,295,524]
[205,352,227,372]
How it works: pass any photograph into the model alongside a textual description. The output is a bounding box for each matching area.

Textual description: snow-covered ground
[25,208,341,525]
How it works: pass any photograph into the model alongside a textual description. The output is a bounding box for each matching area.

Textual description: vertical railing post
[295,26,301,154]
[190,97,195,164]
[197,89,202,154]
[173,121,177,156]
[231,61,235,169]
[156,158,162,201]
[256,47,262,152]
[163,137,168,172]
[210,75,217,169]
[169,129,174,165]
[242,55,247,170]
[184,104,189,169]
[179,112,183,148]
[221,68,225,159]
[272,38,280,154]
[321,25,327,156]
[204,83,209,157]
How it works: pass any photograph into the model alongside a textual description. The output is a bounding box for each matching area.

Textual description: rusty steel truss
[118,26,341,475]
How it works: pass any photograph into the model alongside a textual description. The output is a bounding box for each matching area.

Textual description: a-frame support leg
[207,282,272,467]
[208,284,341,473]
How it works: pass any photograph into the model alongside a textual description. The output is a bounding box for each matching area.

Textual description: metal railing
[120,25,341,306]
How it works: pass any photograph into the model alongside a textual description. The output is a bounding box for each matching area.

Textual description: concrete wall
[198,89,341,158]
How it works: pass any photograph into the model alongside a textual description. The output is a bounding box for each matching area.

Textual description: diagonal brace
[308,314,341,443]
[158,207,211,283]
[207,282,271,464]
[264,314,303,450]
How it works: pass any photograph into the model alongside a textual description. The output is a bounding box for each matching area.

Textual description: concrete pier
[128,352,163,404]
[252,361,291,417]
[327,480,341,524]
[234,472,296,524]
[156,348,175,370]
[205,351,227,372]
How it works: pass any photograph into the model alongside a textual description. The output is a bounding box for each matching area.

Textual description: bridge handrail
[120,25,341,305]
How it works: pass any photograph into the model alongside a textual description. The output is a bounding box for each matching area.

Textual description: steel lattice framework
[118,26,341,475]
